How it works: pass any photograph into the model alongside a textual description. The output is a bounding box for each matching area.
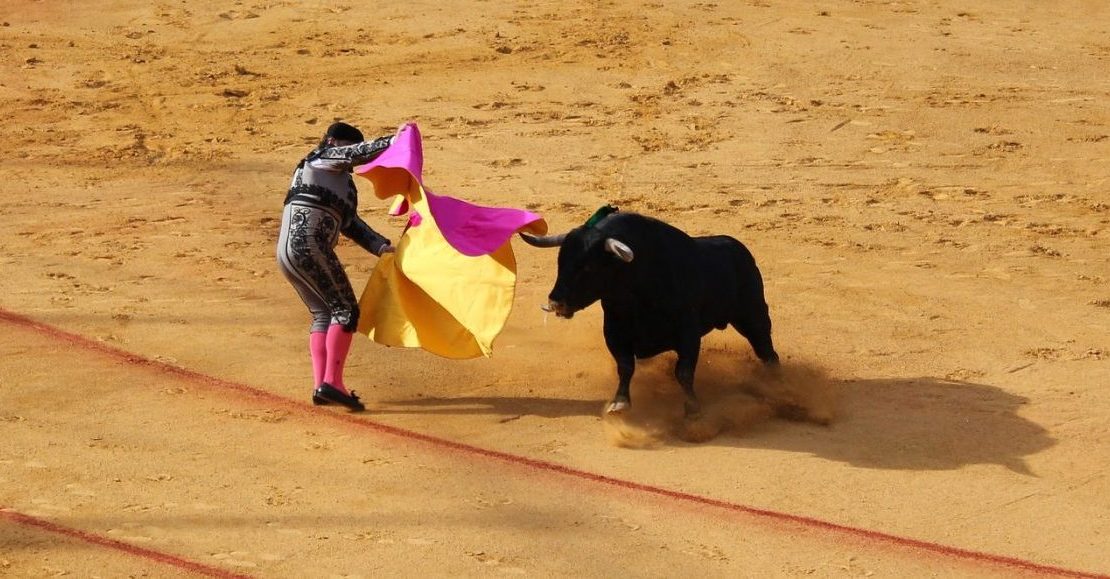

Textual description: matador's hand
[395,122,414,137]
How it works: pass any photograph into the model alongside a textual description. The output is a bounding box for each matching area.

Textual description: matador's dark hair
[325,122,364,143]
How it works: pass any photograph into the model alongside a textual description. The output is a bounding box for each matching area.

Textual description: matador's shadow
[375,394,604,421]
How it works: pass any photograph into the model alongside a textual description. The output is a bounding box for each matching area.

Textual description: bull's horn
[604,238,634,262]
[518,231,566,248]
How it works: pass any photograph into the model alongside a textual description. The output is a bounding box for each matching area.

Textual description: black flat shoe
[312,389,332,406]
[313,382,365,412]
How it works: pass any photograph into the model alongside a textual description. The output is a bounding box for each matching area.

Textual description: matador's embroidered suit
[276,122,393,411]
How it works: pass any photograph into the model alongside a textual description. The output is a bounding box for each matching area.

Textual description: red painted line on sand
[1,308,1105,579]
[0,508,250,579]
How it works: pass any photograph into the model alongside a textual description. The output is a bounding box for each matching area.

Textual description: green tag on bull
[584,205,619,228]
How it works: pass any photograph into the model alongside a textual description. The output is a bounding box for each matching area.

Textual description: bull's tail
[729,240,779,365]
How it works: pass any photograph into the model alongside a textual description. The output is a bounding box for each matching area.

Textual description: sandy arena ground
[1,1,1108,577]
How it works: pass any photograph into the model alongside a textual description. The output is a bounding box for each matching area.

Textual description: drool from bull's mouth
[540,301,574,318]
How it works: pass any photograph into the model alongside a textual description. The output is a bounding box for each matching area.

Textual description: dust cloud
[603,349,838,447]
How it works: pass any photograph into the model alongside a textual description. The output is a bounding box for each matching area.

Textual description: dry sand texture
[1,1,1108,577]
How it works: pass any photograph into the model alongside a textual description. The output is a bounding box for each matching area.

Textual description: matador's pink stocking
[323,324,354,394]
[309,331,327,388]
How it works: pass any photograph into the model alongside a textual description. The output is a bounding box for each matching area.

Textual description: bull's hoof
[774,402,809,422]
[756,349,781,368]
[606,399,630,414]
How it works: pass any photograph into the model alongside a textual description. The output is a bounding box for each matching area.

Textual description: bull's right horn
[518,231,566,248]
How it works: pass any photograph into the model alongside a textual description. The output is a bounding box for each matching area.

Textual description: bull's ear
[604,238,634,262]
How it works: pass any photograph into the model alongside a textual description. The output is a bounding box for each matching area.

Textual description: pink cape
[355,124,547,253]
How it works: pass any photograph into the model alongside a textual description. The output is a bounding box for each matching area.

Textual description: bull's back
[691,235,764,331]
[694,235,759,271]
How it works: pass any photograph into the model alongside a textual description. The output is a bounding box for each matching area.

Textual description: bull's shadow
[695,373,1055,474]
[378,366,1055,474]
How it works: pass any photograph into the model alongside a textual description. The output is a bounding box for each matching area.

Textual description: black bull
[521,211,779,417]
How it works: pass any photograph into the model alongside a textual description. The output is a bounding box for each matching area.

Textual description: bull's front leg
[675,331,702,418]
[604,314,636,414]
[607,350,636,414]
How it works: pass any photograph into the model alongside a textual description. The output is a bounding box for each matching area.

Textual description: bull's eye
[571,263,596,283]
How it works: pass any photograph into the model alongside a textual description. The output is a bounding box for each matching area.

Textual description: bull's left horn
[604,238,634,262]
[519,231,566,248]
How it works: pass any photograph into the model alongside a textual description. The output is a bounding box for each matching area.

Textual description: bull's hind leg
[676,337,702,417]
[732,309,780,366]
